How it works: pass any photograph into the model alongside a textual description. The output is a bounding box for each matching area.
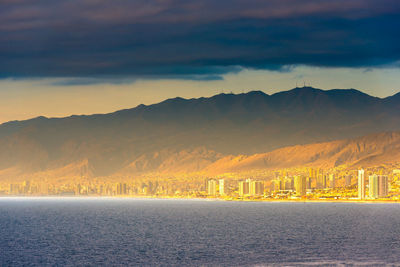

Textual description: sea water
[1,198,400,266]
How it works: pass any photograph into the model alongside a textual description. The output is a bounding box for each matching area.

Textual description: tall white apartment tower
[219,179,225,196]
[358,169,366,200]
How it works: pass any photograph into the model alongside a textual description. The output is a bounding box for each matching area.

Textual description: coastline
[0,195,399,204]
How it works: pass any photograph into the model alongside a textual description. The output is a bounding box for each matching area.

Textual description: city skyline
[3,167,397,202]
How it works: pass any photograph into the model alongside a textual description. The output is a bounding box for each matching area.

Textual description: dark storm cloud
[0,0,399,78]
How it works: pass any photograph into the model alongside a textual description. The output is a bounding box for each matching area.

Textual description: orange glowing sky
[1,66,400,124]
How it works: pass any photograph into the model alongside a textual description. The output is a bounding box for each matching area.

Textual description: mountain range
[1,87,400,180]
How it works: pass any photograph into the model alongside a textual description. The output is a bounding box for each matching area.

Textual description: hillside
[0,87,400,178]
[204,131,400,174]
[4,131,399,181]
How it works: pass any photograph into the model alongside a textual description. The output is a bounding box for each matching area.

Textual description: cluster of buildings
[205,178,264,197]
[238,179,264,196]
[358,169,389,199]
[271,170,338,192]
[3,181,164,196]
[270,171,334,196]
[253,168,392,200]
[0,168,398,200]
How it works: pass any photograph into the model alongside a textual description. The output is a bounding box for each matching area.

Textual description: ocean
[1,198,400,266]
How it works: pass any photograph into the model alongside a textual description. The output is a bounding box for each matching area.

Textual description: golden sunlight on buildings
[1,165,400,203]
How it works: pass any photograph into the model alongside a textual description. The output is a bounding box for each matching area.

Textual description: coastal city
[1,166,400,202]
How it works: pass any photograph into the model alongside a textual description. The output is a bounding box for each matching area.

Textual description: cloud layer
[0,0,399,78]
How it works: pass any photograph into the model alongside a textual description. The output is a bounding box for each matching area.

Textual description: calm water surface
[1,198,400,266]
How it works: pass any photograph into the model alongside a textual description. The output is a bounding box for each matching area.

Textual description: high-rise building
[306,177,312,190]
[294,176,306,197]
[239,180,249,196]
[369,174,389,199]
[204,178,209,192]
[316,174,325,189]
[249,180,264,196]
[116,183,122,195]
[358,169,366,200]
[329,174,335,188]
[219,179,226,195]
[246,179,253,195]
[207,179,217,196]
[369,174,379,199]
[378,175,388,198]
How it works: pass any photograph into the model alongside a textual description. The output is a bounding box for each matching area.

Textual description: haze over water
[1,198,400,266]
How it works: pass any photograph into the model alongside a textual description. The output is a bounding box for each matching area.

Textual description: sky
[0,0,400,123]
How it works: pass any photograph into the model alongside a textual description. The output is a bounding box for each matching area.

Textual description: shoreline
[0,195,399,204]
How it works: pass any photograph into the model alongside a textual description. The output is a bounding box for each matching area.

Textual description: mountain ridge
[2,87,396,126]
[0,87,399,178]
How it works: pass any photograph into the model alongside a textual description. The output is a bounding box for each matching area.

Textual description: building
[239,178,263,196]
[22,180,31,194]
[219,179,226,195]
[204,178,209,192]
[369,174,389,199]
[329,174,335,188]
[271,179,282,192]
[345,175,352,187]
[309,168,315,179]
[369,174,379,199]
[239,180,249,196]
[358,169,366,200]
[207,179,217,196]
[249,180,264,196]
[378,175,388,198]
[306,177,312,190]
[294,176,306,197]
[284,177,294,191]
[116,183,122,195]
[316,174,325,189]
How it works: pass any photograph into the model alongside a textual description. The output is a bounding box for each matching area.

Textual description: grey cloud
[0,0,399,79]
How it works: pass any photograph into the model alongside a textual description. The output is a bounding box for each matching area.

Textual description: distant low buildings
[284,177,294,191]
[345,175,352,187]
[271,179,282,192]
